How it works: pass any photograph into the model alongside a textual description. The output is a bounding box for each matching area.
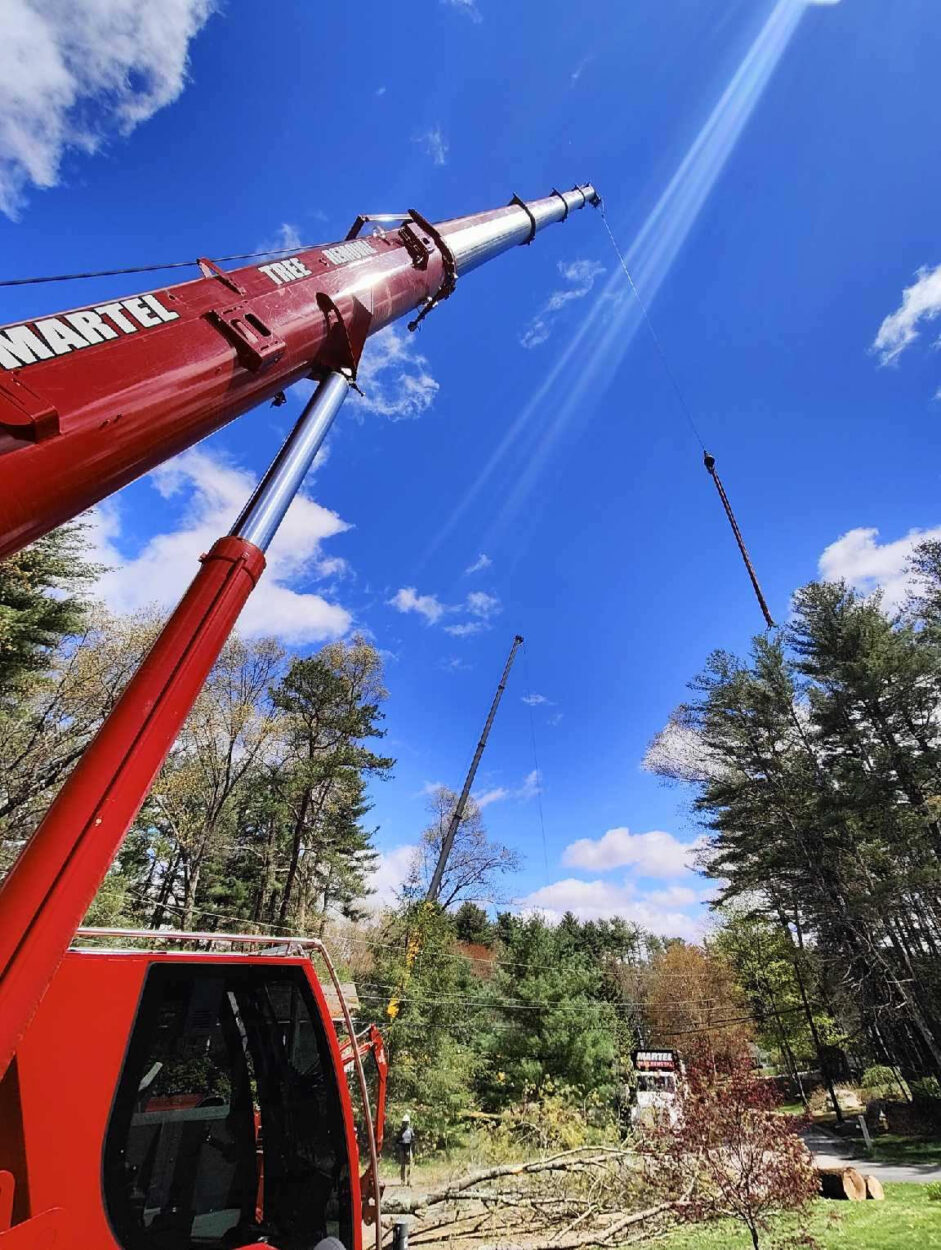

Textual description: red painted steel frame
[0,536,264,1077]
[1,948,363,1249]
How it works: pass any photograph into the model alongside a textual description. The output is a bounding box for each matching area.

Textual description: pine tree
[0,522,100,701]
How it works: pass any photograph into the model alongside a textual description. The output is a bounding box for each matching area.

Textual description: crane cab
[0,932,379,1250]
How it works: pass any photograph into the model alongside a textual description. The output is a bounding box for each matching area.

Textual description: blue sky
[3,0,941,939]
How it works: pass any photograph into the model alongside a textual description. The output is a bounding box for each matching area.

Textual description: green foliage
[911,1077,941,1107]
[454,901,493,945]
[861,1065,902,1101]
[649,553,941,1084]
[476,914,619,1107]
[364,903,481,1151]
[925,1182,941,1202]
[0,522,100,701]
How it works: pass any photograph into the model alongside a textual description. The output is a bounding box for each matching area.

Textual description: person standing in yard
[396,1113,414,1185]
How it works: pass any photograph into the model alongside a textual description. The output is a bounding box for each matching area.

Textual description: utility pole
[426,634,524,903]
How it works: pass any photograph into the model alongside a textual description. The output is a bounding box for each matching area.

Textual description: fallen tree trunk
[864,1174,885,1201]
[817,1166,866,1201]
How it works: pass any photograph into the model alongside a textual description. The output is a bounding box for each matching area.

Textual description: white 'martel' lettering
[322,240,375,266]
[0,293,179,371]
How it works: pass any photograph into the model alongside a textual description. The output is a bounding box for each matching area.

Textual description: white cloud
[646,885,699,907]
[818,524,941,612]
[465,553,492,575]
[440,0,482,22]
[414,125,449,166]
[368,844,418,909]
[444,591,501,637]
[353,326,439,420]
[520,259,606,349]
[570,56,591,85]
[562,826,705,878]
[0,0,215,218]
[390,584,501,638]
[474,787,510,809]
[88,447,351,644]
[444,621,486,637]
[518,769,542,801]
[387,586,448,625]
[375,85,387,96]
[518,877,704,940]
[873,262,941,366]
[465,590,501,619]
[257,222,304,261]
[474,769,541,808]
[440,656,470,671]
[522,692,552,706]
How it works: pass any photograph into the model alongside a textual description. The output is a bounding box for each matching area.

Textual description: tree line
[6,521,939,1142]
[0,523,392,935]
[647,541,941,1084]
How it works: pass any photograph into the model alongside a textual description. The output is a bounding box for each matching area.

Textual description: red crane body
[0,190,595,559]
[0,184,599,1250]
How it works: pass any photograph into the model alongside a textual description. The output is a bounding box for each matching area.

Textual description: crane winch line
[386,633,524,1021]
[595,198,775,630]
[426,633,525,904]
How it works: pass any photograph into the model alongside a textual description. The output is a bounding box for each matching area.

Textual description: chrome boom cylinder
[440,184,599,275]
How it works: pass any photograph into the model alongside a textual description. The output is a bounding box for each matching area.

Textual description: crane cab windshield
[103,963,353,1250]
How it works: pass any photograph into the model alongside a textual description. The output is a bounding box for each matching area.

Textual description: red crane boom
[0,187,597,560]
[0,183,598,1250]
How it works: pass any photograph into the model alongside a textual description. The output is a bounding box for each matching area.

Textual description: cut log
[864,1174,885,1201]
[817,1166,866,1201]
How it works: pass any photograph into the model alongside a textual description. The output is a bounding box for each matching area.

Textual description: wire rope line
[522,640,550,872]
[595,197,776,628]
[0,241,325,289]
[596,199,706,453]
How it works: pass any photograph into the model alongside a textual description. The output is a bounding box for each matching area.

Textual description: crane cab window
[103,964,353,1250]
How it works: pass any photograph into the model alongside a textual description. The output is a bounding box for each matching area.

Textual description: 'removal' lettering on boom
[0,294,179,371]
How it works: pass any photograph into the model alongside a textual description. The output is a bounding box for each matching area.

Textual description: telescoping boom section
[0,185,598,560]
[0,183,597,1250]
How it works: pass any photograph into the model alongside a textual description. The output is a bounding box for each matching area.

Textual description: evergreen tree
[477,915,618,1107]
[0,522,100,701]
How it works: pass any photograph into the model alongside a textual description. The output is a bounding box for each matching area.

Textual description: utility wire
[0,241,323,289]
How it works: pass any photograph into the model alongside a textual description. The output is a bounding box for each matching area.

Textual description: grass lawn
[776,1101,807,1116]
[653,1184,941,1249]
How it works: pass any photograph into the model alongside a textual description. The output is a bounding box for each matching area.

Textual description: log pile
[816,1165,884,1201]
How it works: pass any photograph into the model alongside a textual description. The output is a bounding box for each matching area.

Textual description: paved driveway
[802,1124,941,1185]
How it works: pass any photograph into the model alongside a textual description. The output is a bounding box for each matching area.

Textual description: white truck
[630,1049,683,1127]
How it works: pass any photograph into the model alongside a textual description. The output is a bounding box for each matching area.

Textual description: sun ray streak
[426,0,817,563]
